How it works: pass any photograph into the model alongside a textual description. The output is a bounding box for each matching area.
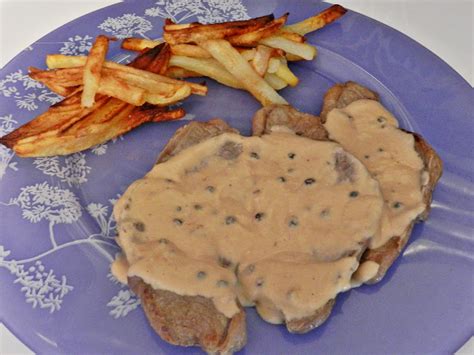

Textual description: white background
[0,0,472,354]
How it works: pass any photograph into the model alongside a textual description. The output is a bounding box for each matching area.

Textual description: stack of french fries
[0,4,346,157]
[0,37,207,157]
[122,4,346,106]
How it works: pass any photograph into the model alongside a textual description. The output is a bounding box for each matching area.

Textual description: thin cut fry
[227,14,288,47]
[82,35,109,107]
[171,44,212,58]
[122,38,162,51]
[275,59,299,87]
[97,74,145,106]
[102,68,180,95]
[163,14,274,45]
[169,55,243,89]
[276,30,305,43]
[145,43,172,75]
[260,36,317,60]
[267,57,281,73]
[252,45,274,76]
[144,85,192,106]
[284,4,347,36]
[239,48,256,61]
[264,73,288,90]
[165,66,201,79]
[199,39,287,106]
[46,54,86,69]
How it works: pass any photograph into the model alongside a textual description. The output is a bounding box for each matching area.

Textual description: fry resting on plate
[0,4,347,157]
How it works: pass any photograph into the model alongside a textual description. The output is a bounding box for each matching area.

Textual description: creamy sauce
[113,132,383,321]
[324,100,426,249]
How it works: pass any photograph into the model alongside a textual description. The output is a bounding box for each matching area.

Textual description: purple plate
[0,1,473,354]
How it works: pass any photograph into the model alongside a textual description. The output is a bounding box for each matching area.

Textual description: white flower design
[145,0,249,23]
[89,136,123,156]
[91,143,108,156]
[3,182,81,248]
[33,153,91,186]
[0,192,123,314]
[98,14,153,39]
[0,69,62,111]
[0,248,73,313]
[0,115,18,179]
[59,35,93,55]
[107,289,141,318]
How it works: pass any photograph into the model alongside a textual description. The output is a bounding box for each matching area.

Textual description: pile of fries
[0,37,206,157]
[122,4,346,106]
[0,4,346,157]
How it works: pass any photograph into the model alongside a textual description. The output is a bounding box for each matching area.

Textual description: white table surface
[0,0,472,354]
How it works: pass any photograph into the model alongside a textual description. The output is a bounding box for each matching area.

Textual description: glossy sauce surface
[113,132,383,321]
[324,100,426,249]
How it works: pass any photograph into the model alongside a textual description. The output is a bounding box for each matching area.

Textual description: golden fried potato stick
[97,74,146,106]
[252,45,280,76]
[227,14,288,47]
[199,39,287,106]
[82,35,110,108]
[171,44,212,58]
[169,55,243,89]
[45,54,207,96]
[163,14,274,45]
[30,66,187,98]
[274,59,299,87]
[122,38,162,51]
[259,35,317,60]
[144,85,192,106]
[284,4,347,36]
[165,67,201,79]
[11,106,185,157]
[264,73,288,90]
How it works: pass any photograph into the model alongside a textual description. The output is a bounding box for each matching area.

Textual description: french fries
[144,85,192,106]
[2,37,199,157]
[122,38,162,51]
[163,14,274,45]
[164,67,201,79]
[97,75,145,106]
[228,14,288,47]
[169,55,243,89]
[284,4,347,36]
[82,35,109,107]
[199,39,287,106]
[1,5,349,157]
[274,59,299,87]
[252,45,274,76]
[44,54,208,96]
[259,36,317,60]
[264,73,288,90]
[171,44,212,58]
[155,5,345,103]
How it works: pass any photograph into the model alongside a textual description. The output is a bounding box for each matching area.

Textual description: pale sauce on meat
[324,99,426,249]
[113,132,383,321]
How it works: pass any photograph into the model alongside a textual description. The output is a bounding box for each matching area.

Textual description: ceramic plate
[0,1,472,353]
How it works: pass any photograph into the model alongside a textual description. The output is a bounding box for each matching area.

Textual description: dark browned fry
[228,14,288,47]
[163,14,274,45]
[147,43,172,75]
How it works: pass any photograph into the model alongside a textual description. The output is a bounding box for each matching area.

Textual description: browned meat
[252,104,328,140]
[129,277,246,354]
